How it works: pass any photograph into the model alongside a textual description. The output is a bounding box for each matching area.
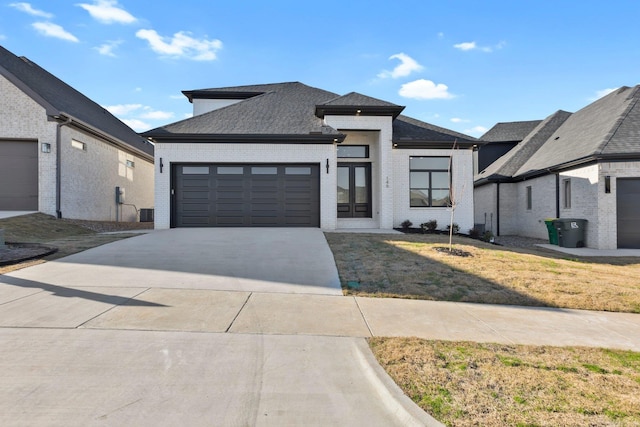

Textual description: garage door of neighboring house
[172,163,320,227]
[0,140,38,210]
[617,178,640,249]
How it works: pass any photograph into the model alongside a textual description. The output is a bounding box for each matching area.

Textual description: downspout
[55,116,72,219]
[555,173,560,218]
[496,182,500,236]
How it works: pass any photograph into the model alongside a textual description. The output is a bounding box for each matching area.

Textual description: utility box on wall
[115,187,125,204]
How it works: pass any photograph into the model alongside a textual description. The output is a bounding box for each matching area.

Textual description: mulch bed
[434,246,473,257]
[0,243,58,266]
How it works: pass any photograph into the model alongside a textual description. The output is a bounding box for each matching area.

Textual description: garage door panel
[174,163,319,227]
[0,140,38,210]
[617,178,640,249]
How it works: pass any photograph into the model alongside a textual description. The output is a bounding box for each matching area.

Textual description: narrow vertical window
[563,179,571,209]
[526,186,532,210]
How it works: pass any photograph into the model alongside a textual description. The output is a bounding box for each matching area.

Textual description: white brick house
[145,83,476,231]
[475,86,640,249]
[0,45,154,221]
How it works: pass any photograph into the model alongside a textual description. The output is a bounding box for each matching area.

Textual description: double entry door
[337,163,371,218]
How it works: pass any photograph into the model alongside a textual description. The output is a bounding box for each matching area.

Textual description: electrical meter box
[115,187,125,204]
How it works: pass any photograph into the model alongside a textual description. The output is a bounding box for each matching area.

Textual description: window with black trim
[409,157,450,207]
[337,145,369,158]
[563,179,571,209]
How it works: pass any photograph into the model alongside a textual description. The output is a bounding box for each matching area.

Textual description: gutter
[55,116,72,218]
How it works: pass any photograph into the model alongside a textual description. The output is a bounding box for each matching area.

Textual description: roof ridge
[597,86,640,155]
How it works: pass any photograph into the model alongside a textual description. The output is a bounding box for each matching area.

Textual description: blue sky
[1,0,639,136]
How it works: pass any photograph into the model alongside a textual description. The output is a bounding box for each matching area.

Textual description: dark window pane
[285,167,311,175]
[337,167,350,203]
[251,167,278,175]
[183,166,209,175]
[431,190,450,207]
[355,167,367,203]
[410,189,430,207]
[432,172,449,188]
[337,145,369,158]
[410,172,429,188]
[410,157,449,170]
[217,167,243,174]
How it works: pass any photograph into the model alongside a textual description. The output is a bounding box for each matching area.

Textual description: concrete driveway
[0,228,438,426]
[4,228,343,295]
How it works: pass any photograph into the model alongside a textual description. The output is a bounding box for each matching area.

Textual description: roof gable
[476,110,572,182]
[480,120,542,143]
[393,115,477,148]
[516,86,640,176]
[315,92,405,118]
[0,45,153,157]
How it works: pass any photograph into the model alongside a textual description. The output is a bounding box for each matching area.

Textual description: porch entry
[337,163,371,218]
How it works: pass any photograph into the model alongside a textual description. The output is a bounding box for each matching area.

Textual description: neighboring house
[475,120,541,172]
[475,85,640,249]
[143,82,477,231]
[0,45,154,221]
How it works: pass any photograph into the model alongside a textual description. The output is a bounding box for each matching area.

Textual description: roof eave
[315,105,405,119]
[143,133,346,144]
[181,90,266,103]
[392,139,478,149]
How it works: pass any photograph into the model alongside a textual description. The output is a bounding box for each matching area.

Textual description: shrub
[400,219,413,230]
[421,220,438,233]
[446,223,460,234]
[482,230,495,242]
[468,227,481,239]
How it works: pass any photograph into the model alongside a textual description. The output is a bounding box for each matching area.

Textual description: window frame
[409,156,451,208]
[337,145,369,159]
[563,179,571,209]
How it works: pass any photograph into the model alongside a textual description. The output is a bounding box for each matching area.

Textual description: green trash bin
[553,219,587,248]
[544,219,558,245]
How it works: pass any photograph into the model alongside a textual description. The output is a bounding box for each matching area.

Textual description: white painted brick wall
[473,184,497,234]
[393,148,475,233]
[154,142,336,229]
[60,127,154,221]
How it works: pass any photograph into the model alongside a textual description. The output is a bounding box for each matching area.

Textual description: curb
[353,338,444,427]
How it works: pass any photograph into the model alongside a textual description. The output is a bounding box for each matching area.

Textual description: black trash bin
[553,219,587,248]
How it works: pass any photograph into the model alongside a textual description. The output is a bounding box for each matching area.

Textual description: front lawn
[370,337,640,427]
[325,233,640,313]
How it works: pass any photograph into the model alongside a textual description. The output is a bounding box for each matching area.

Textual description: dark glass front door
[337,163,371,218]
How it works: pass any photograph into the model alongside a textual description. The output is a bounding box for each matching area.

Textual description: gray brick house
[475,86,640,249]
[144,82,478,231]
[0,45,154,221]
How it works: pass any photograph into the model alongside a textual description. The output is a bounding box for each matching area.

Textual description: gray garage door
[173,164,320,227]
[617,178,640,249]
[0,140,38,210]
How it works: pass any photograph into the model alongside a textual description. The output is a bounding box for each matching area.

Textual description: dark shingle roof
[393,115,477,148]
[516,86,640,176]
[147,82,342,136]
[145,81,474,148]
[476,110,572,182]
[480,120,543,143]
[0,45,153,157]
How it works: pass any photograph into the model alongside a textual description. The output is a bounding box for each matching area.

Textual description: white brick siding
[394,148,474,233]
[473,183,498,234]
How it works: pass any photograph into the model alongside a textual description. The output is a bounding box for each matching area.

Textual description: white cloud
[437,32,444,39]
[377,53,423,79]
[454,40,505,53]
[592,87,618,100]
[399,79,455,100]
[104,103,143,115]
[140,109,174,120]
[450,117,470,123]
[169,94,185,99]
[95,40,123,57]
[464,126,488,135]
[184,113,193,119]
[32,22,79,42]
[454,41,477,51]
[122,118,151,132]
[9,2,53,18]
[136,29,223,61]
[77,0,136,24]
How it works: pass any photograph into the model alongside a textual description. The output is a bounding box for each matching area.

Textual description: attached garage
[617,178,640,249]
[172,163,320,227]
[0,140,38,210]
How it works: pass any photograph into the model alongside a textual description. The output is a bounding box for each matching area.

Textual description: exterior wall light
[605,175,611,193]
[41,142,51,153]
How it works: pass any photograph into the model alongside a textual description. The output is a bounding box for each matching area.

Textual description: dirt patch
[0,243,57,266]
